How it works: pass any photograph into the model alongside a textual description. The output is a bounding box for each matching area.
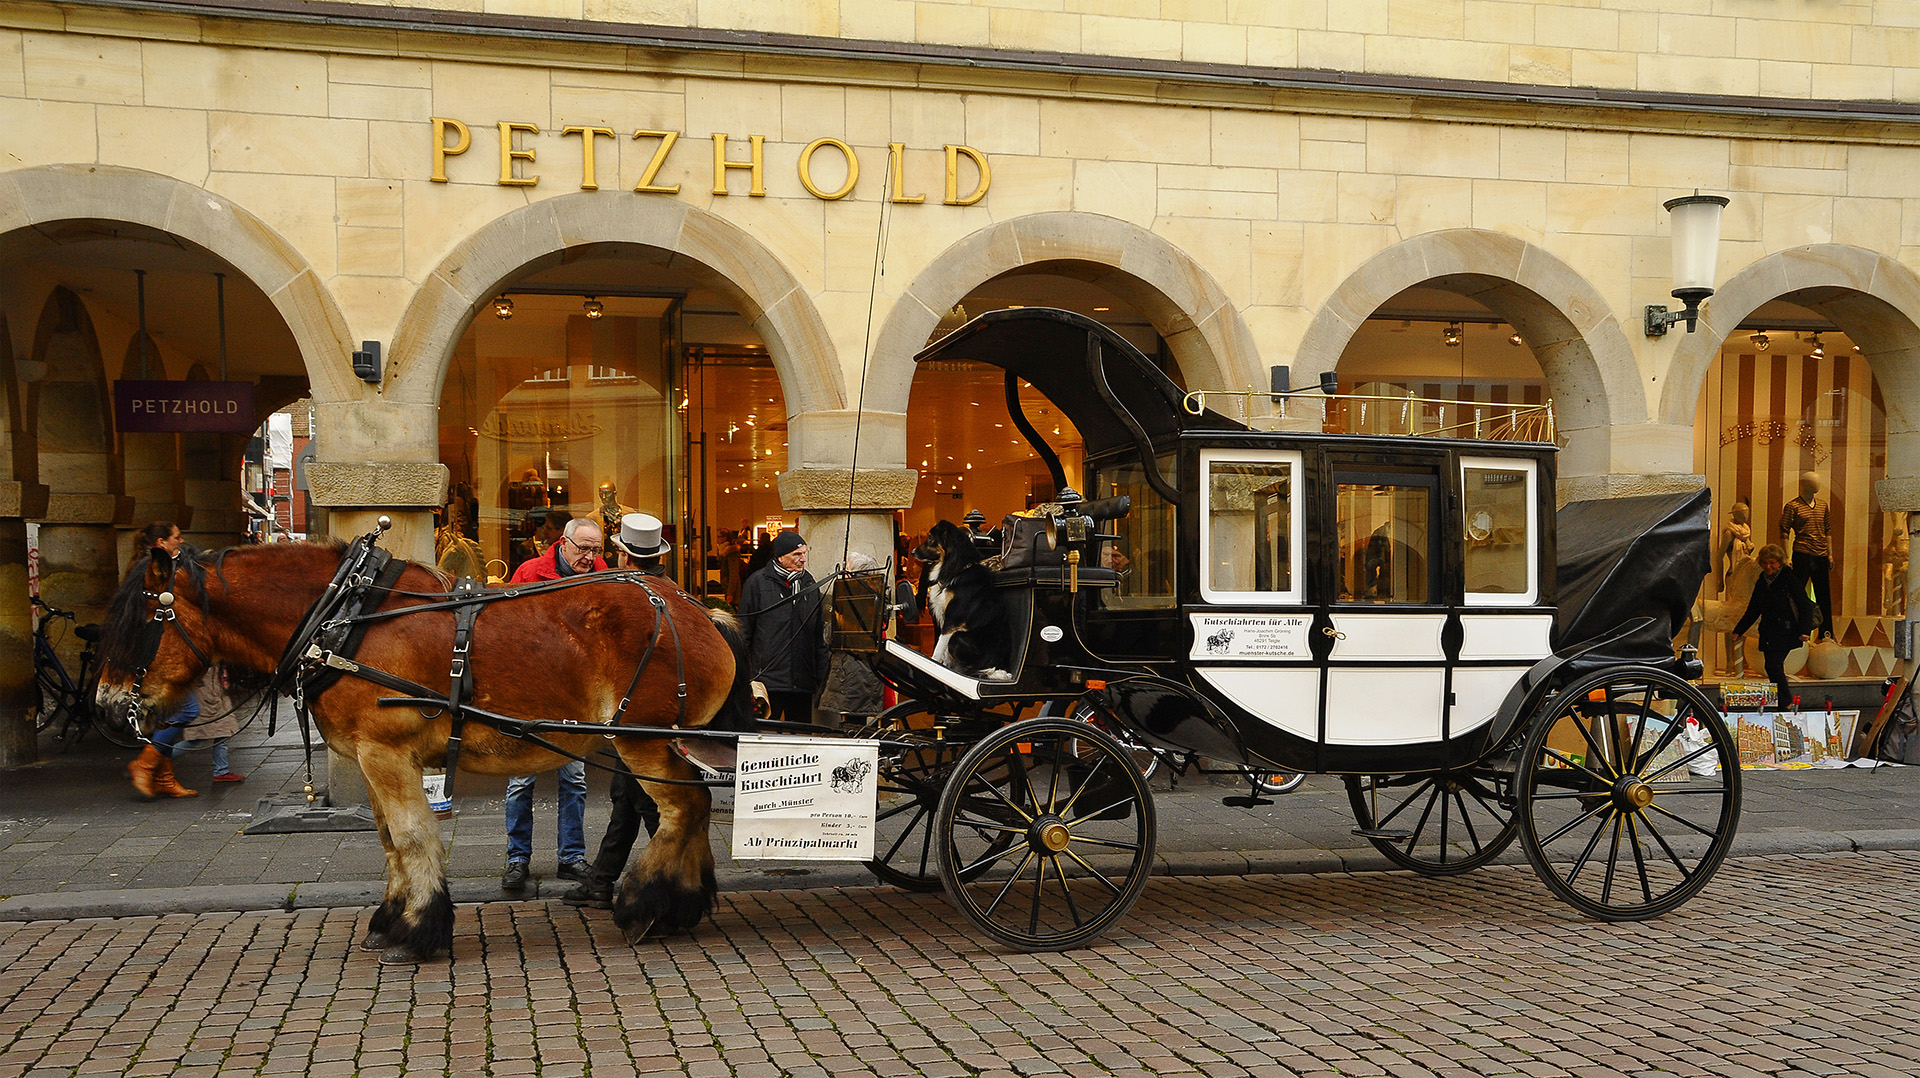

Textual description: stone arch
[387,194,844,458]
[0,164,356,406]
[1662,245,1920,449]
[1295,230,1643,487]
[870,212,1262,424]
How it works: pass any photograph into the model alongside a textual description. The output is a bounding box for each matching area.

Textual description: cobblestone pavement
[3,850,1917,1078]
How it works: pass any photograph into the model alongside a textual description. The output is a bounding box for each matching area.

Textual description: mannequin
[1780,471,1833,641]
[1720,500,1759,676]
[596,481,635,558]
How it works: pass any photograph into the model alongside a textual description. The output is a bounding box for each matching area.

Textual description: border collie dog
[916,520,1012,680]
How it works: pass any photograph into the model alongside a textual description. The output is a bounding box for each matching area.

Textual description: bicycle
[31,596,142,749]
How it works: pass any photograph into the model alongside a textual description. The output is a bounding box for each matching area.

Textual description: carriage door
[1323,461,1449,746]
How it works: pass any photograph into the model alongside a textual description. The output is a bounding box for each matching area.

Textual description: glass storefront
[1692,332,1898,681]
[436,291,787,598]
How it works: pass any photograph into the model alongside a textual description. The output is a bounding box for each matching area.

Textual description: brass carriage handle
[1320,627,1346,640]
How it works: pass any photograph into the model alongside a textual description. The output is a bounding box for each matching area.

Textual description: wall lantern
[1809,332,1825,358]
[1644,192,1730,336]
[492,294,514,320]
[350,340,382,385]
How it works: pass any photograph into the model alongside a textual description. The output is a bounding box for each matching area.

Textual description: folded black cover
[1552,488,1712,668]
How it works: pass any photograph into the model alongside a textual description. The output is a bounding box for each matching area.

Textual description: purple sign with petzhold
[113,380,256,434]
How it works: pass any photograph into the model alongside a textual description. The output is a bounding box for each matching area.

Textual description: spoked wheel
[1346,763,1520,875]
[34,670,71,734]
[1252,769,1307,795]
[1516,666,1741,921]
[1062,698,1162,782]
[862,704,1006,891]
[935,717,1156,951]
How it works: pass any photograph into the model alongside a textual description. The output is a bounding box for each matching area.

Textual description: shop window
[1694,337,1892,679]
[1461,458,1536,604]
[1093,458,1176,609]
[1200,450,1302,604]
[1336,474,1435,604]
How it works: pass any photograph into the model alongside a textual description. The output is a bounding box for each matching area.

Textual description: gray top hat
[613,512,671,558]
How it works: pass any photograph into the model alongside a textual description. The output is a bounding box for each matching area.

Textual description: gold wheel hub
[1615,778,1655,811]
[1037,821,1071,852]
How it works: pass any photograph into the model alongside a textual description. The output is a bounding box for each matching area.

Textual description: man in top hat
[565,512,670,910]
[738,529,829,725]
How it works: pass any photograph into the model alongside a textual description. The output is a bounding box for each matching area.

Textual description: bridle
[120,587,216,735]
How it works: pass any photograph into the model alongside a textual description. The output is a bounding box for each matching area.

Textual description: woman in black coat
[1732,544,1812,710]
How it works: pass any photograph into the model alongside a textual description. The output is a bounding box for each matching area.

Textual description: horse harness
[267,532,697,789]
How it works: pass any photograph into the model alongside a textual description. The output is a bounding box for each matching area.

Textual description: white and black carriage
[843,307,1742,951]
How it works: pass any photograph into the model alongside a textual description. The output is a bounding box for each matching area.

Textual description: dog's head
[917,520,981,572]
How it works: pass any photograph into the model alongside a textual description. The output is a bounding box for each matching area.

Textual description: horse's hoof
[359,931,389,951]
[379,945,429,965]
[618,916,658,946]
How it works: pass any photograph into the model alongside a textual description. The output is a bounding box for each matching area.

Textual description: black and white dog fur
[916,520,1012,680]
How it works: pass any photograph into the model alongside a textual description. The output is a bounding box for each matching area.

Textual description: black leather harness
[279,536,694,786]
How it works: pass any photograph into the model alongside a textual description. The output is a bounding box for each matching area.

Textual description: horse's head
[95,545,217,735]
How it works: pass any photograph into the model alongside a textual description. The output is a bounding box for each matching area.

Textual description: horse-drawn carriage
[844,307,1739,950]
[96,307,1739,962]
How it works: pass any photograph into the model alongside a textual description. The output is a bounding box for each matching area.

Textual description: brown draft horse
[94,539,740,963]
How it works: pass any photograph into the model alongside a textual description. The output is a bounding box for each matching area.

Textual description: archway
[1297,230,1643,495]
[430,242,805,598]
[872,212,1261,432]
[1662,246,1920,688]
[0,166,354,406]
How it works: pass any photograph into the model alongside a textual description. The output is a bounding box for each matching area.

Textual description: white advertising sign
[730,735,879,860]
[1188,613,1313,660]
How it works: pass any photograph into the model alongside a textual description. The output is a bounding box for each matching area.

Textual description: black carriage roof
[914,308,1555,460]
[914,307,1248,459]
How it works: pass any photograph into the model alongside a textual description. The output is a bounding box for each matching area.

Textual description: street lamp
[1645,193,1730,336]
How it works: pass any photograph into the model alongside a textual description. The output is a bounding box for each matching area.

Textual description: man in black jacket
[1733,543,1812,711]
[739,529,828,725]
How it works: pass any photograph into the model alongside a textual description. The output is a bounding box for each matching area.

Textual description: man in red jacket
[500,515,605,891]
[508,516,607,583]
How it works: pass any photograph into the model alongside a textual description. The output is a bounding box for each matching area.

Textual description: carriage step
[1222,795,1274,808]
[1352,827,1414,839]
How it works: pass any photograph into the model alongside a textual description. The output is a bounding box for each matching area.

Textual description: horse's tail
[705,608,759,732]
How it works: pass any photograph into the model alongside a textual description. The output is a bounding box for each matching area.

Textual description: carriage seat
[881,639,989,700]
[989,565,1118,589]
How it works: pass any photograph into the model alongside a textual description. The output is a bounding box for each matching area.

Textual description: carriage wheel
[935,717,1156,951]
[1516,667,1741,921]
[862,704,1010,891]
[1345,763,1519,875]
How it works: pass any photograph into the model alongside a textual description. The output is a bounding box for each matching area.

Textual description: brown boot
[129,745,163,799]
[151,755,198,798]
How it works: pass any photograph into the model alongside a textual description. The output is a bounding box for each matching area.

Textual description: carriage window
[1462,458,1537,604]
[1094,458,1176,609]
[1336,478,1434,604]
[1201,451,1302,604]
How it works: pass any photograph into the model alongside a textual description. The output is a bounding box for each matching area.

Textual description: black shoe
[556,860,591,883]
[502,862,530,892]
[561,880,613,909]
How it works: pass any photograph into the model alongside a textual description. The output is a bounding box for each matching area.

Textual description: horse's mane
[98,539,348,671]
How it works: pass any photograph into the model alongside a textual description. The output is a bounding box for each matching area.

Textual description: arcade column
[0,480,49,769]
[778,466,920,570]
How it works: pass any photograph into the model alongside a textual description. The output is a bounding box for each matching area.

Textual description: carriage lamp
[1644,193,1730,336]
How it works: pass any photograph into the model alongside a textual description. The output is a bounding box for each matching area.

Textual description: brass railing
[1183,389,1557,444]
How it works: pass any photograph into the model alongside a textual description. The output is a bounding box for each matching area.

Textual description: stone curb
[3,829,1915,923]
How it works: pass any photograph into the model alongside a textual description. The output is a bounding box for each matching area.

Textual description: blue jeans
[173,738,232,775]
[504,759,587,865]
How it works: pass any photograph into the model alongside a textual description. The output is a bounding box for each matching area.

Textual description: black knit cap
[767,529,805,558]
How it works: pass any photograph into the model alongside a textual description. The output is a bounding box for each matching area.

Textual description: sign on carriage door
[1323,464,1449,745]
